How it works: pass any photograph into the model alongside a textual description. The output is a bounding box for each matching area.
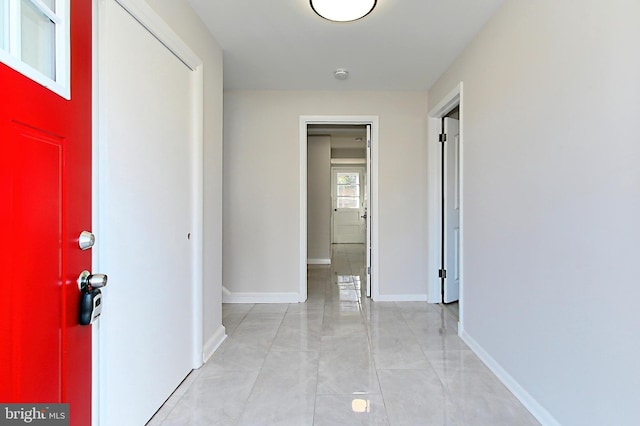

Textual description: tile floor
[148,244,539,425]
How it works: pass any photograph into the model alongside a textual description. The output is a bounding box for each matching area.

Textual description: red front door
[0,2,93,425]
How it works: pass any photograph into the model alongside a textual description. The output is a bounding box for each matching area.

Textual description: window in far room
[336,172,360,209]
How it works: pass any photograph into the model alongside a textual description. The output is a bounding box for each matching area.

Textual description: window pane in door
[0,1,8,51]
[337,197,359,209]
[40,0,55,12]
[21,0,56,79]
[337,173,358,186]
[337,184,358,197]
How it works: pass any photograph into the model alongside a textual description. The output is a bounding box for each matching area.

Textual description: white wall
[224,91,429,300]
[307,135,331,263]
[145,0,225,355]
[332,148,366,159]
[429,1,640,424]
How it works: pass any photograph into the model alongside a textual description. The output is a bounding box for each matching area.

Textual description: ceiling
[308,124,367,149]
[186,0,504,91]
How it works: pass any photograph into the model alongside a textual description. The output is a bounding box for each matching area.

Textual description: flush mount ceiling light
[310,0,377,22]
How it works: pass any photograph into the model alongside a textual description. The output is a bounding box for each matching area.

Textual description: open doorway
[307,125,368,299]
[300,116,378,302]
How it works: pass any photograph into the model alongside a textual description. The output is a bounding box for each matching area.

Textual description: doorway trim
[299,116,379,301]
[93,0,204,423]
[427,83,464,330]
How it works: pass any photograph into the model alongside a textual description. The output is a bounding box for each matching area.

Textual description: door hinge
[439,133,447,143]
[438,269,447,279]
[367,266,371,274]
[367,139,371,148]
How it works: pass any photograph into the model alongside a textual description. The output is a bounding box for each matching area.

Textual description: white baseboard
[460,330,560,426]
[222,285,232,299]
[374,294,428,302]
[202,324,227,364]
[307,258,331,265]
[222,286,300,304]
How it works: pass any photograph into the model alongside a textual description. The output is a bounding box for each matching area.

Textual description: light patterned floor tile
[149,244,538,426]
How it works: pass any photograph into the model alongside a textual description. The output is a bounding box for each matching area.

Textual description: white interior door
[443,117,460,303]
[332,167,365,244]
[99,1,197,424]
[365,125,372,297]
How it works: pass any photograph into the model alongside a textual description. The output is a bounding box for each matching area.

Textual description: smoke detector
[334,69,349,80]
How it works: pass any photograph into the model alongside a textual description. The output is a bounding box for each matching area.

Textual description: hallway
[148,244,538,425]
